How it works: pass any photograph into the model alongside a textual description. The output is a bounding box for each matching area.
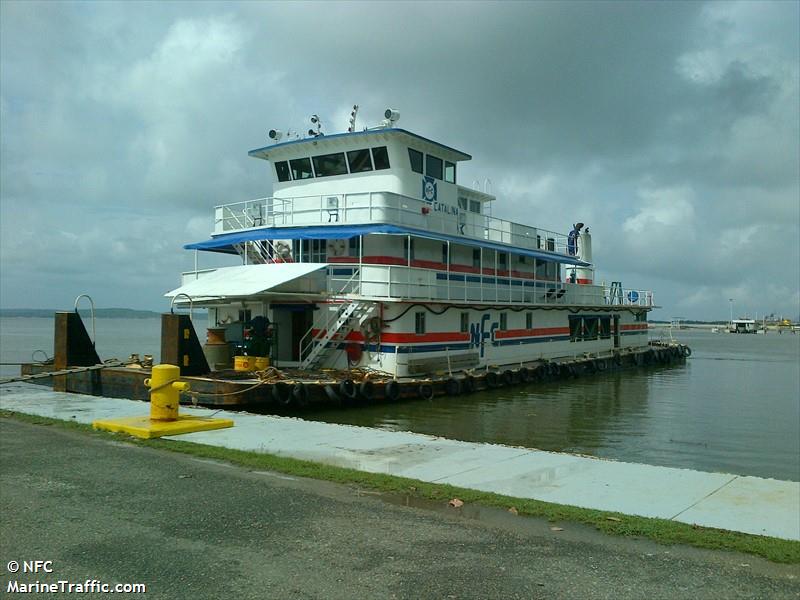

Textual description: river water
[1,317,798,481]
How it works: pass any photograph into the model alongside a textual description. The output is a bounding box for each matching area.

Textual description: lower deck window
[499,313,507,331]
[460,312,469,333]
[569,315,602,342]
[415,312,426,334]
[599,317,611,339]
[526,313,533,330]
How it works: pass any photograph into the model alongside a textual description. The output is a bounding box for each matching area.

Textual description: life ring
[462,376,476,393]
[485,371,500,388]
[502,370,515,386]
[360,316,383,346]
[445,378,461,396]
[384,379,400,402]
[682,346,692,358]
[271,382,292,407]
[339,379,357,400]
[358,380,375,402]
[292,383,309,408]
[418,382,434,400]
[346,343,363,365]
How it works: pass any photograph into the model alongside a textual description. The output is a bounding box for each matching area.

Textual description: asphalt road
[0,417,797,599]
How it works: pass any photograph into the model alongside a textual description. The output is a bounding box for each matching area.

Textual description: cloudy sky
[1,1,798,321]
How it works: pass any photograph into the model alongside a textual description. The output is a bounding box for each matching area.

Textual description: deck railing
[178,264,655,308]
[213,192,575,258]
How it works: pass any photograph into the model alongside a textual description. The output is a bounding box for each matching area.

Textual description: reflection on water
[1,319,798,481]
[304,330,800,481]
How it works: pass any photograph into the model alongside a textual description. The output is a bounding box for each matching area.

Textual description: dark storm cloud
[1,0,797,320]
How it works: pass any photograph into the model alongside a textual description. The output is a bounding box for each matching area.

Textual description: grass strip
[3,409,798,564]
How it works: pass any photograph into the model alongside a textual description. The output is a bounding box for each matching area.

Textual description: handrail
[170,293,194,322]
[213,191,576,258]
[298,267,364,362]
[74,294,96,345]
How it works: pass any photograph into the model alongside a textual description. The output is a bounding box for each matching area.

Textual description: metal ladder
[299,299,373,370]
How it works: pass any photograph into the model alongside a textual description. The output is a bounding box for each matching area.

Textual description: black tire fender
[445,378,461,396]
[485,371,500,388]
[339,379,357,400]
[324,384,341,405]
[272,382,292,407]
[292,383,309,408]
[418,382,434,400]
[462,376,476,393]
[384,379,400,402]
[358,380,375,402]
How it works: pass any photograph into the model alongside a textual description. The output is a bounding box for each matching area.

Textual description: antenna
[347,105,359,132]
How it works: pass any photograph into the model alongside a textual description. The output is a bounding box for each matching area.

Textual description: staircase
[299,300,373,370]
[609,281,623,305]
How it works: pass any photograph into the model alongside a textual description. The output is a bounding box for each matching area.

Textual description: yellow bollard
[144,364,190,421]
[93,362,232,439]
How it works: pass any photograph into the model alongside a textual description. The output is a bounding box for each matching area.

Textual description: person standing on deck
[567,222,584,256]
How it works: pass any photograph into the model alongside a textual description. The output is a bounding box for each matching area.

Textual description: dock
[2,383,797,541]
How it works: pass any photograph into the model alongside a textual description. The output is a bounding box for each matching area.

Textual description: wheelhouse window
[312,153,348,177]
[460,312,469,333]
[408,148,423,173]
[469,199,480,214]
[289,157,313,180]
[275,161,291,182]
[444,161,456,183]
[372,146,390,170]
[415,312,426,335]
[426,154,443,180]
[346,149,373,173]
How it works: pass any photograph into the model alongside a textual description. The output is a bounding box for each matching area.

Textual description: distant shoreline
[0,308,165,319]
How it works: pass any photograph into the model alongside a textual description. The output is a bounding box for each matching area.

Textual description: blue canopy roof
[184,224,591,266]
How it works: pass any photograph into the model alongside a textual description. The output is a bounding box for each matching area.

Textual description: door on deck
[291,308,314,362]
[613,314,621,348]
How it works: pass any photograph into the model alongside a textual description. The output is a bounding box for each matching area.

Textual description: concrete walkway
[2,384,798,541]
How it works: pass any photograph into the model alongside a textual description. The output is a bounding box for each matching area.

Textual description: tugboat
[169,107,658,378]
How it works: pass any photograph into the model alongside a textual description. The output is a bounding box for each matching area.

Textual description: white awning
[164,263,328,299]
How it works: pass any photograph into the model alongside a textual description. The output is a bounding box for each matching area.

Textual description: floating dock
[2,384,797,541]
